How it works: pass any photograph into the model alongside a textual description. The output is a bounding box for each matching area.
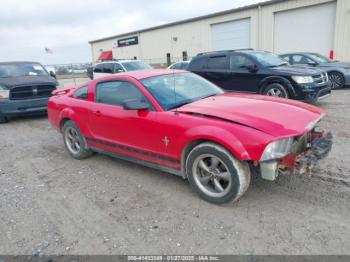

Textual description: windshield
[308,53,331,63]
[250,52,289,67]
[120,61,153,71]
[141,72,223,110]
[0,63,48,78]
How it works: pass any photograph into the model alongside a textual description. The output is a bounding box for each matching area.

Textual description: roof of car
[280,52,316,56]
[0,61,42,65]
[194,49,271,58]
[97,69,188,81]
[96,60,143,65]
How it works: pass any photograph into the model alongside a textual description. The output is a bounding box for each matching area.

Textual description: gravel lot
[0,89,349,255]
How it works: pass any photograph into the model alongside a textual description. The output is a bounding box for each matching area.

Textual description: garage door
[211,18,251,51]
[274,2,336,56]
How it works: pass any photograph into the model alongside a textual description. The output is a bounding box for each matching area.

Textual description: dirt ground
[0,89,349,255]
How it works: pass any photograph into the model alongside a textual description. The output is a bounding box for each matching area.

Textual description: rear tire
[329,71,345,89]
[263,83,289,98]
[185,142,251,204]
[62,120,93,159]
[0,114,8,124]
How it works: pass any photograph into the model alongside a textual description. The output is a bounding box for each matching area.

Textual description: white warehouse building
[89,0,350,66]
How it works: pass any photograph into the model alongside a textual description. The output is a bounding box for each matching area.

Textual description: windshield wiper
[167,100,193,110]
[167,94,218,110]
[200,93,217,100]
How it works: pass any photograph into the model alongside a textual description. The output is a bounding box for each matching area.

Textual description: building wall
[334,0,350,60]
[90,0,350,63]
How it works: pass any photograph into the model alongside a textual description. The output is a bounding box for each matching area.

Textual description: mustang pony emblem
[162,136,169,147]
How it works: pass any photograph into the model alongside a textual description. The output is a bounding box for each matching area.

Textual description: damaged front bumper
[259,131,333,181]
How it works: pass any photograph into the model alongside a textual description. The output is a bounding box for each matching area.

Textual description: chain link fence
[45,56,191,78]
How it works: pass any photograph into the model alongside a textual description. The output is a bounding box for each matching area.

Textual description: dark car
[187,50,331,102]
[280,52,350,89]
[0,61,58,123]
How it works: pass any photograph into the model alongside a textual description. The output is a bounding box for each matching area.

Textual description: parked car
[0,61,58,123]
[48,69,332,204]
[188,50,331,102]
[168,61,190,70]
[92,60,153,79]
[280,52,350,89]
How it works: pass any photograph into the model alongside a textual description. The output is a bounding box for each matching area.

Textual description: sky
[0,0,269,65]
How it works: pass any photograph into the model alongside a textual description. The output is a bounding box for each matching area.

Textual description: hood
[270,65,322,75]
[320,62,350,68]
[0,75,58,89]
[177,93,325,137]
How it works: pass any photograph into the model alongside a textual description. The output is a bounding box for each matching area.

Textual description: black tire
[185,142,251,204]
[263,83,289,98]
[0,114,8,124]
[329,71,345,89]
[62,120,93,159]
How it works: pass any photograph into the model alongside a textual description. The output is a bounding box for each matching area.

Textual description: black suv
[187,50,331,102]
[0,61,58,123]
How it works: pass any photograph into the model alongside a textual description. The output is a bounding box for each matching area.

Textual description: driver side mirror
[308,62,318,66]
[49,71,56,79]
[122,99,149,110]
[246,64,258,73]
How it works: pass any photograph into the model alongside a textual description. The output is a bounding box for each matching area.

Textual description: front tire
[263,83,289,98]
[185,142,251,204]
[62,120,93,159]
[329,71,345,89]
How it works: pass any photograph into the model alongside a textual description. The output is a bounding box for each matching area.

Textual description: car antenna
[173,69,178,115]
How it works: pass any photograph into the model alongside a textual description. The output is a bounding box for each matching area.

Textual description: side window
[188,56,207,70]
[103,63,114,74]
[207,56,228,70]
[292,55,313,65]
[170,63,181,70]
[93,64,103,73]
[73,86,88,99]
[95,81,149,107]
[229,55,254,70]
[281,55,291,63]
[114,63,125,73]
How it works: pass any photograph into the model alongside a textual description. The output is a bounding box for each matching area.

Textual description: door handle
[92,110,101,116]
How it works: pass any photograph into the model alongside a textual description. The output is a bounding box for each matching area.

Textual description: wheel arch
[180,128,252,177]
[259,76,296,97]
[58,108,87,135]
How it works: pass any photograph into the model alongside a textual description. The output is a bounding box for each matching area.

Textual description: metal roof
[89,0,285,44]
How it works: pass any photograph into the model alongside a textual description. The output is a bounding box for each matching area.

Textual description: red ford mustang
[48,69,332,204]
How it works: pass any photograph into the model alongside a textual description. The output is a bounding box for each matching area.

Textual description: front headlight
[291,76,314,84]
[260,137,294,161]
[0,85,9,99]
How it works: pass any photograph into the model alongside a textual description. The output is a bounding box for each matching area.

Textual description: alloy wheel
[266,88,285,97]
[192,154,232,198]
[329,72,344,89]
[65,126,81,154]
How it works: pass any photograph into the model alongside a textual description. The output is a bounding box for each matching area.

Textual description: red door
[87,80,176,167]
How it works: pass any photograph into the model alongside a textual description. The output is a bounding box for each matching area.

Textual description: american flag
[44,47,53,54]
